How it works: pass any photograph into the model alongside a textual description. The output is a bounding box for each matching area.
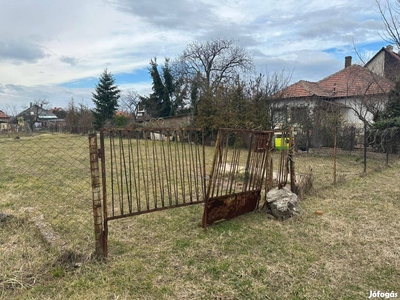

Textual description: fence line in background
[292,125,398,191]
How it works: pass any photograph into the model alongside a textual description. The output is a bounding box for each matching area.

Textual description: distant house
[114,111,130,118]
[273,47,399,130]
[270,46,400,149]
[14,104,58,131]
[365,45,400,82]
[0,110,10,132]
[50,107,67,119]
[134,103,152,123]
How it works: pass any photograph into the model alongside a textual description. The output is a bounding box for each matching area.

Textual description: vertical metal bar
[89,133,104,258]
[289,128,296,193]
[227,138,239,195]
[194,131,203,202]
[225,140,233,195]
[120,130,130,214]
[175,129,184,203]
[127,131,133,214]
[136,131,142,212]
[363,122,367,174]
[165,130,175,205]
[268,157,273,191]
[168,130,179,205]
[160,130,172,206]
[190,131,198,202]
[203,130,222,228]
[202,128,206,201]
[212,131,226,197]
[333,126,337,185]
[243,132,254,191]
[99,130,108,257]
[151,131,158,209]
[109,130,115,217]
[128,131,138,213]
[248,133,259,190]
[180,130,187,203]
[143,130,150,211]
[148,131,157,208]
[114,131,123,215]
[173,130,180,203]
[260,134,272,209]
[187,131,194,202]
[253,138,264,189]
[191,131,198,202]
[156,131,165,208]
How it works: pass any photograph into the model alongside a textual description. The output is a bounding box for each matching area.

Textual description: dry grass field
[0,133,399,299]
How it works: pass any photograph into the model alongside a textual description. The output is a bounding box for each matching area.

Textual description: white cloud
[0,0,390,112]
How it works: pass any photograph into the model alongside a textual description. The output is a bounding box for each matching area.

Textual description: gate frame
[89,127,294,258]
[202,128,275,226]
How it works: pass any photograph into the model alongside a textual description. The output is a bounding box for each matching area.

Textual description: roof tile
[280,64,394,99]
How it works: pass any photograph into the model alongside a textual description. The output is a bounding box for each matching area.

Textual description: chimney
[345,56,352,68]
[386,45,394,52]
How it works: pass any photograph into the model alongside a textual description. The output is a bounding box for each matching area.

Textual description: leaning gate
[89,127,291,257]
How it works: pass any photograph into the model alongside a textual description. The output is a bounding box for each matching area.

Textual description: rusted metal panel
[202,129,277,227]
[93,126,281,257]
[99,127,205,220]
[203,190,260,226]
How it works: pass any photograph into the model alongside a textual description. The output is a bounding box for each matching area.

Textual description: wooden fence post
[89,133,104,258]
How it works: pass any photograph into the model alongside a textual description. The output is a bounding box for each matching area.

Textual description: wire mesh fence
[290,126,399,191]
[1,126,398,254]
[0,131,93,252]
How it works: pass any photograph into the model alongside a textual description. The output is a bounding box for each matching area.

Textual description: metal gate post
[89,133,105,258]
[289,127,296,193]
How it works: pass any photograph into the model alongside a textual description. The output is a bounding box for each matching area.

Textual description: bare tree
[120,90,140,115]
[376,0,400,48]
[65,98,94,133]
[263,70,293,129]
[23,99,51,132]
[177,38,254,94]
[0,103,20,117]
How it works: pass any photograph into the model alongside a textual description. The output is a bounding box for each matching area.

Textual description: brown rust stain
[204,190,260,226]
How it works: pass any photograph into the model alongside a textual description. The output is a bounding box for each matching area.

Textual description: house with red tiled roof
[273,49,397,130]
[0,110,10,132]
[365,45,400,82]
[271,46,400,149]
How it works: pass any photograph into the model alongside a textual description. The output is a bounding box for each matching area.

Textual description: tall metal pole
[289,127,296,193]
[363,123,367,174]
[333,126,337,185]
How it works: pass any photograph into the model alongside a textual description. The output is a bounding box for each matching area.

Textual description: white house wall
[366,51,385,77]
[272,96,380,128]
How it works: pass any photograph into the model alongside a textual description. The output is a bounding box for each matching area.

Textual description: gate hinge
[97,148,102,158]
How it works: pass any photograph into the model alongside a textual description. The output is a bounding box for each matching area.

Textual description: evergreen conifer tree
[92,69,120,129]
[140,58,174,118]
[384,81,400,120]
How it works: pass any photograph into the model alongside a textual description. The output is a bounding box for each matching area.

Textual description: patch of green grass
[1,133,399,299]
[51,266,65,278]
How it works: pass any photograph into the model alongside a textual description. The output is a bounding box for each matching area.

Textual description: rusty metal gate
[89,127,275,257]
[203,128,274,226]
[89,127,205,257]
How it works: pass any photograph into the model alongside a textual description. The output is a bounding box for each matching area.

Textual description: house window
[290,107,309,124]
[272,108,288,126]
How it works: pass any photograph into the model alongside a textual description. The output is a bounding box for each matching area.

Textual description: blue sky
[59,69,150,89]
[0,0,397,114]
